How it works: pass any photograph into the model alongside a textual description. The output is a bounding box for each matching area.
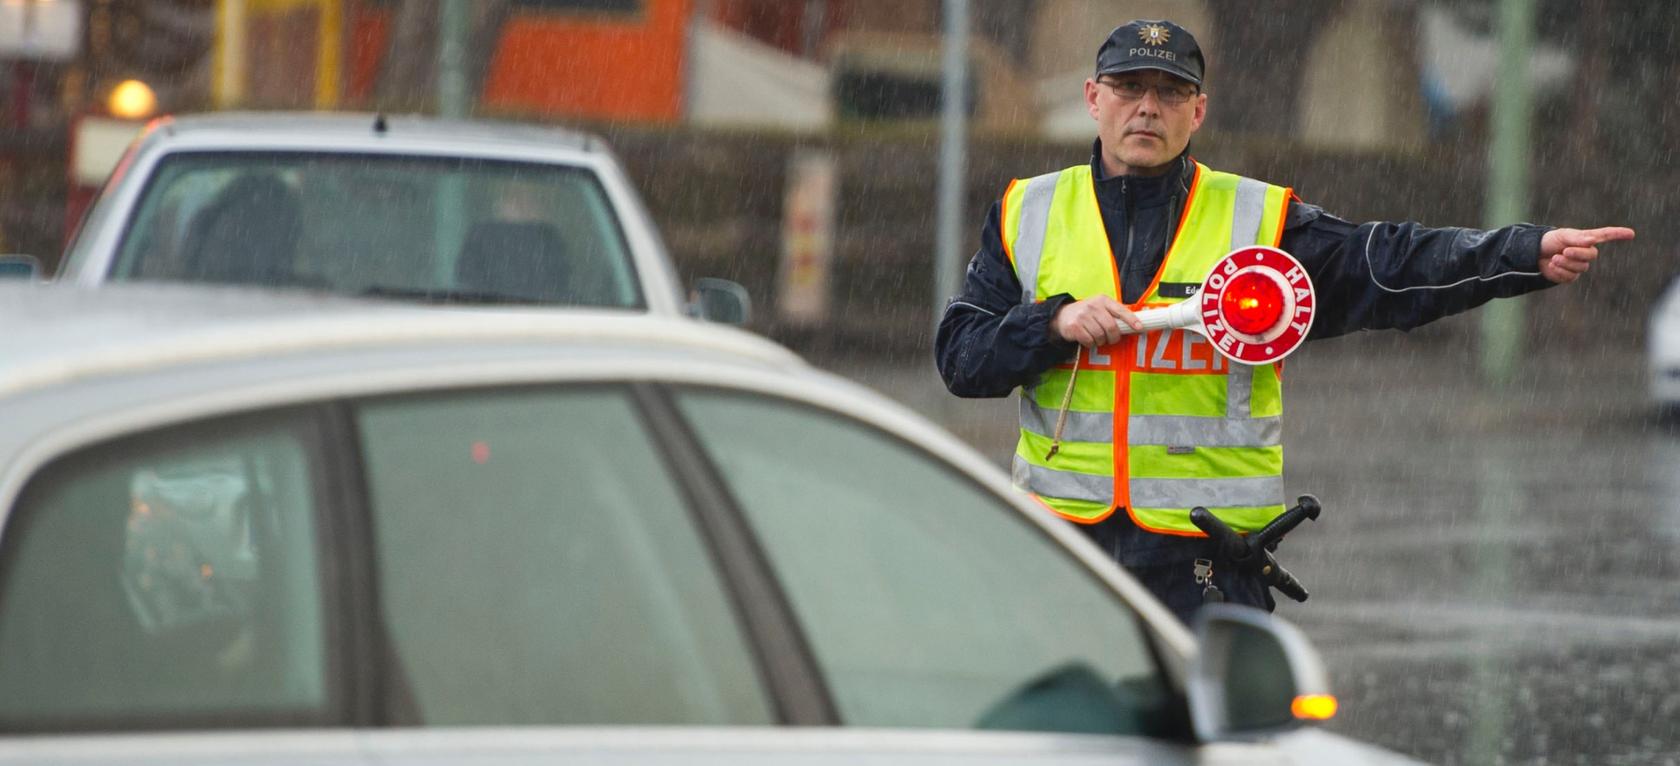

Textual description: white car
[42,112,747,321]
[0,284,1417,765]
[1650,276,1680,410]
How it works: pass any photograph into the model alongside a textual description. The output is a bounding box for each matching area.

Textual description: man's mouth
[1126,128,1162,140]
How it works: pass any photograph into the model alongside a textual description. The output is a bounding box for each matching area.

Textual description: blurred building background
[1,0,1673,356]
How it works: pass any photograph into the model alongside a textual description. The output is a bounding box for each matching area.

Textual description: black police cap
[1095,20,1204,87]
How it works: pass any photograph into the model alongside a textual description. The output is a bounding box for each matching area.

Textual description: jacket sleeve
[1281,199,1556,341]
[934,199,1078,398]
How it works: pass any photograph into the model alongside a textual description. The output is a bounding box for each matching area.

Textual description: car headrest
[454,220,570,302]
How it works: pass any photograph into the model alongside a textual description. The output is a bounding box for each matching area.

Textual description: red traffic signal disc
[1197,246,1315,365]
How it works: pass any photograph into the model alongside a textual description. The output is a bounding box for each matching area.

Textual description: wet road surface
[826,330,1680,766]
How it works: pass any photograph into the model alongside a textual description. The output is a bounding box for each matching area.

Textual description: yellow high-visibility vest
[1002,162,1292,534]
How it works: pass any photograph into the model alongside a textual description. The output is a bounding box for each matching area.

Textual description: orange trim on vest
[1133,163,1203,311]
[1046,172,1135,526]
[1044,504,1108,524]
[1270,187,1293,386]
[1273,189,1293,247]
[1107,227,1129,524]
[1124,508,1211,537]
[1000,178,1020,266]
[1115,163,1205,529]
[1027,493,1067,517]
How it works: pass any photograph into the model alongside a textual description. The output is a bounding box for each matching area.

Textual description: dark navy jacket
[934,143,1553,622]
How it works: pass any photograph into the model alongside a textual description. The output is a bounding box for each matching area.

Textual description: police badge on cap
[1095,19,1205,87]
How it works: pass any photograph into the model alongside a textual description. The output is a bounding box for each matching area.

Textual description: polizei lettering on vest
[1134,330,1228,372]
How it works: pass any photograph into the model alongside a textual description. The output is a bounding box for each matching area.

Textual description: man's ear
[1189,91,1208,132]
[1084,78,1101,120]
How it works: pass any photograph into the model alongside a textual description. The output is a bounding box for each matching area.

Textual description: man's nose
[1134,87,1163,115]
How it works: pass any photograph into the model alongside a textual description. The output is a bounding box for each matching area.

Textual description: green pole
[438,0,470,119]
[1479,0,1535,386]
[435,0,470,286]
[1470,9,1533,762]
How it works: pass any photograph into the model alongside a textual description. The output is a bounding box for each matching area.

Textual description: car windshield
[109,152,644,309]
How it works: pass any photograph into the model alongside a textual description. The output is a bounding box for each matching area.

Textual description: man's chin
[1118,151,1170,171]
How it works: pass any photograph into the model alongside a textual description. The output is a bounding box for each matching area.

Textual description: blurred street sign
[777,150,837,326]
[0,0,82,61]
[71,116,144,187]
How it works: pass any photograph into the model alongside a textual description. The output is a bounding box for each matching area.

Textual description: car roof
[0,283,796,401]
[142,111,601,154]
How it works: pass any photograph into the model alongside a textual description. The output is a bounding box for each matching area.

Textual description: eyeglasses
[1098,78,1199,106]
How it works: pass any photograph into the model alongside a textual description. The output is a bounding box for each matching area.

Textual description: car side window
[0,416,335,731]
[355,385,772,726]
[674,389,1172,736]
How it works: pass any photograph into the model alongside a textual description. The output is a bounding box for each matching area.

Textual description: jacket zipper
[1120,178,1135,303]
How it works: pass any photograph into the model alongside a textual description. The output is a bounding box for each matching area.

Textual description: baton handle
[1131,300,1201,333]
[1192,499,1322,603]
[1189,506,1250,563]
[1251,494,1322,552]
[1263,555,1310,602]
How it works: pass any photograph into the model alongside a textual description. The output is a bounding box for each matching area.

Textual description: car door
[341,378,1294,764]
[665,385,1295,765]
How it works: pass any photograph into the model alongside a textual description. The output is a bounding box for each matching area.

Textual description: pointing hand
[1539,226,1634,284]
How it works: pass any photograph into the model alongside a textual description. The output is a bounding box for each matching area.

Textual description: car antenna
[373,113,388,134]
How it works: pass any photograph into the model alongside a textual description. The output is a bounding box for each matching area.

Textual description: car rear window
[111,152,645,310]
[0,415,336,732]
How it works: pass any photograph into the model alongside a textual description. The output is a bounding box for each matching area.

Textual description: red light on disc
[471,440,491,464]
[1221,271,1285,335]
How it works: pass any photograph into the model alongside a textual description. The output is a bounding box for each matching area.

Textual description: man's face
[1084,69,1206,176]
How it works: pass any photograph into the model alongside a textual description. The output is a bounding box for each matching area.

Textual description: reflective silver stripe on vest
[1130,475,1283,509]
[1231,177,1268,249]
[1224,177,1269,417]
[1226,364,1253,418]
[1012,172,1060,305]
[1128,414,1280,448]
[1013,455,1113,502]
[1020,397,1113,442]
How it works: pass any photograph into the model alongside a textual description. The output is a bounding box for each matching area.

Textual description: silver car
[1649,275,1680,412]
[0,284,1416,765]
[48,112,747,321]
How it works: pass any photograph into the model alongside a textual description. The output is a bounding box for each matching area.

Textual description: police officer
[934,19,1634,625]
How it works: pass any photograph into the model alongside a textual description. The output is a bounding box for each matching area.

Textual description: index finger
[1096,300,1143,331]
[1573,226,1636,246]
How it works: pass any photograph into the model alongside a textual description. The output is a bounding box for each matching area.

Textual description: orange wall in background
[347,1,691,123]
[346,9,387,104]
[484,1,691,122]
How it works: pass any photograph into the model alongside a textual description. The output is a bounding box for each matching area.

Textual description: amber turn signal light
[1291,693,1338,721]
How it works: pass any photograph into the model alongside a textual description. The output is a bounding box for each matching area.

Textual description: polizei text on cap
[1129,47,1177,61]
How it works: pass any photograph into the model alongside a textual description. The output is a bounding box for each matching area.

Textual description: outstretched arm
[1282,200,1634,340]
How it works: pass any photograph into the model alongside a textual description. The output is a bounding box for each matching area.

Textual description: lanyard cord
[1043,349,1082,461]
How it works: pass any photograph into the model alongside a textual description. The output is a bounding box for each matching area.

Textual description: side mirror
[690,277,752,326]
[1186,604,1336,741]
[0,255,42,280]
